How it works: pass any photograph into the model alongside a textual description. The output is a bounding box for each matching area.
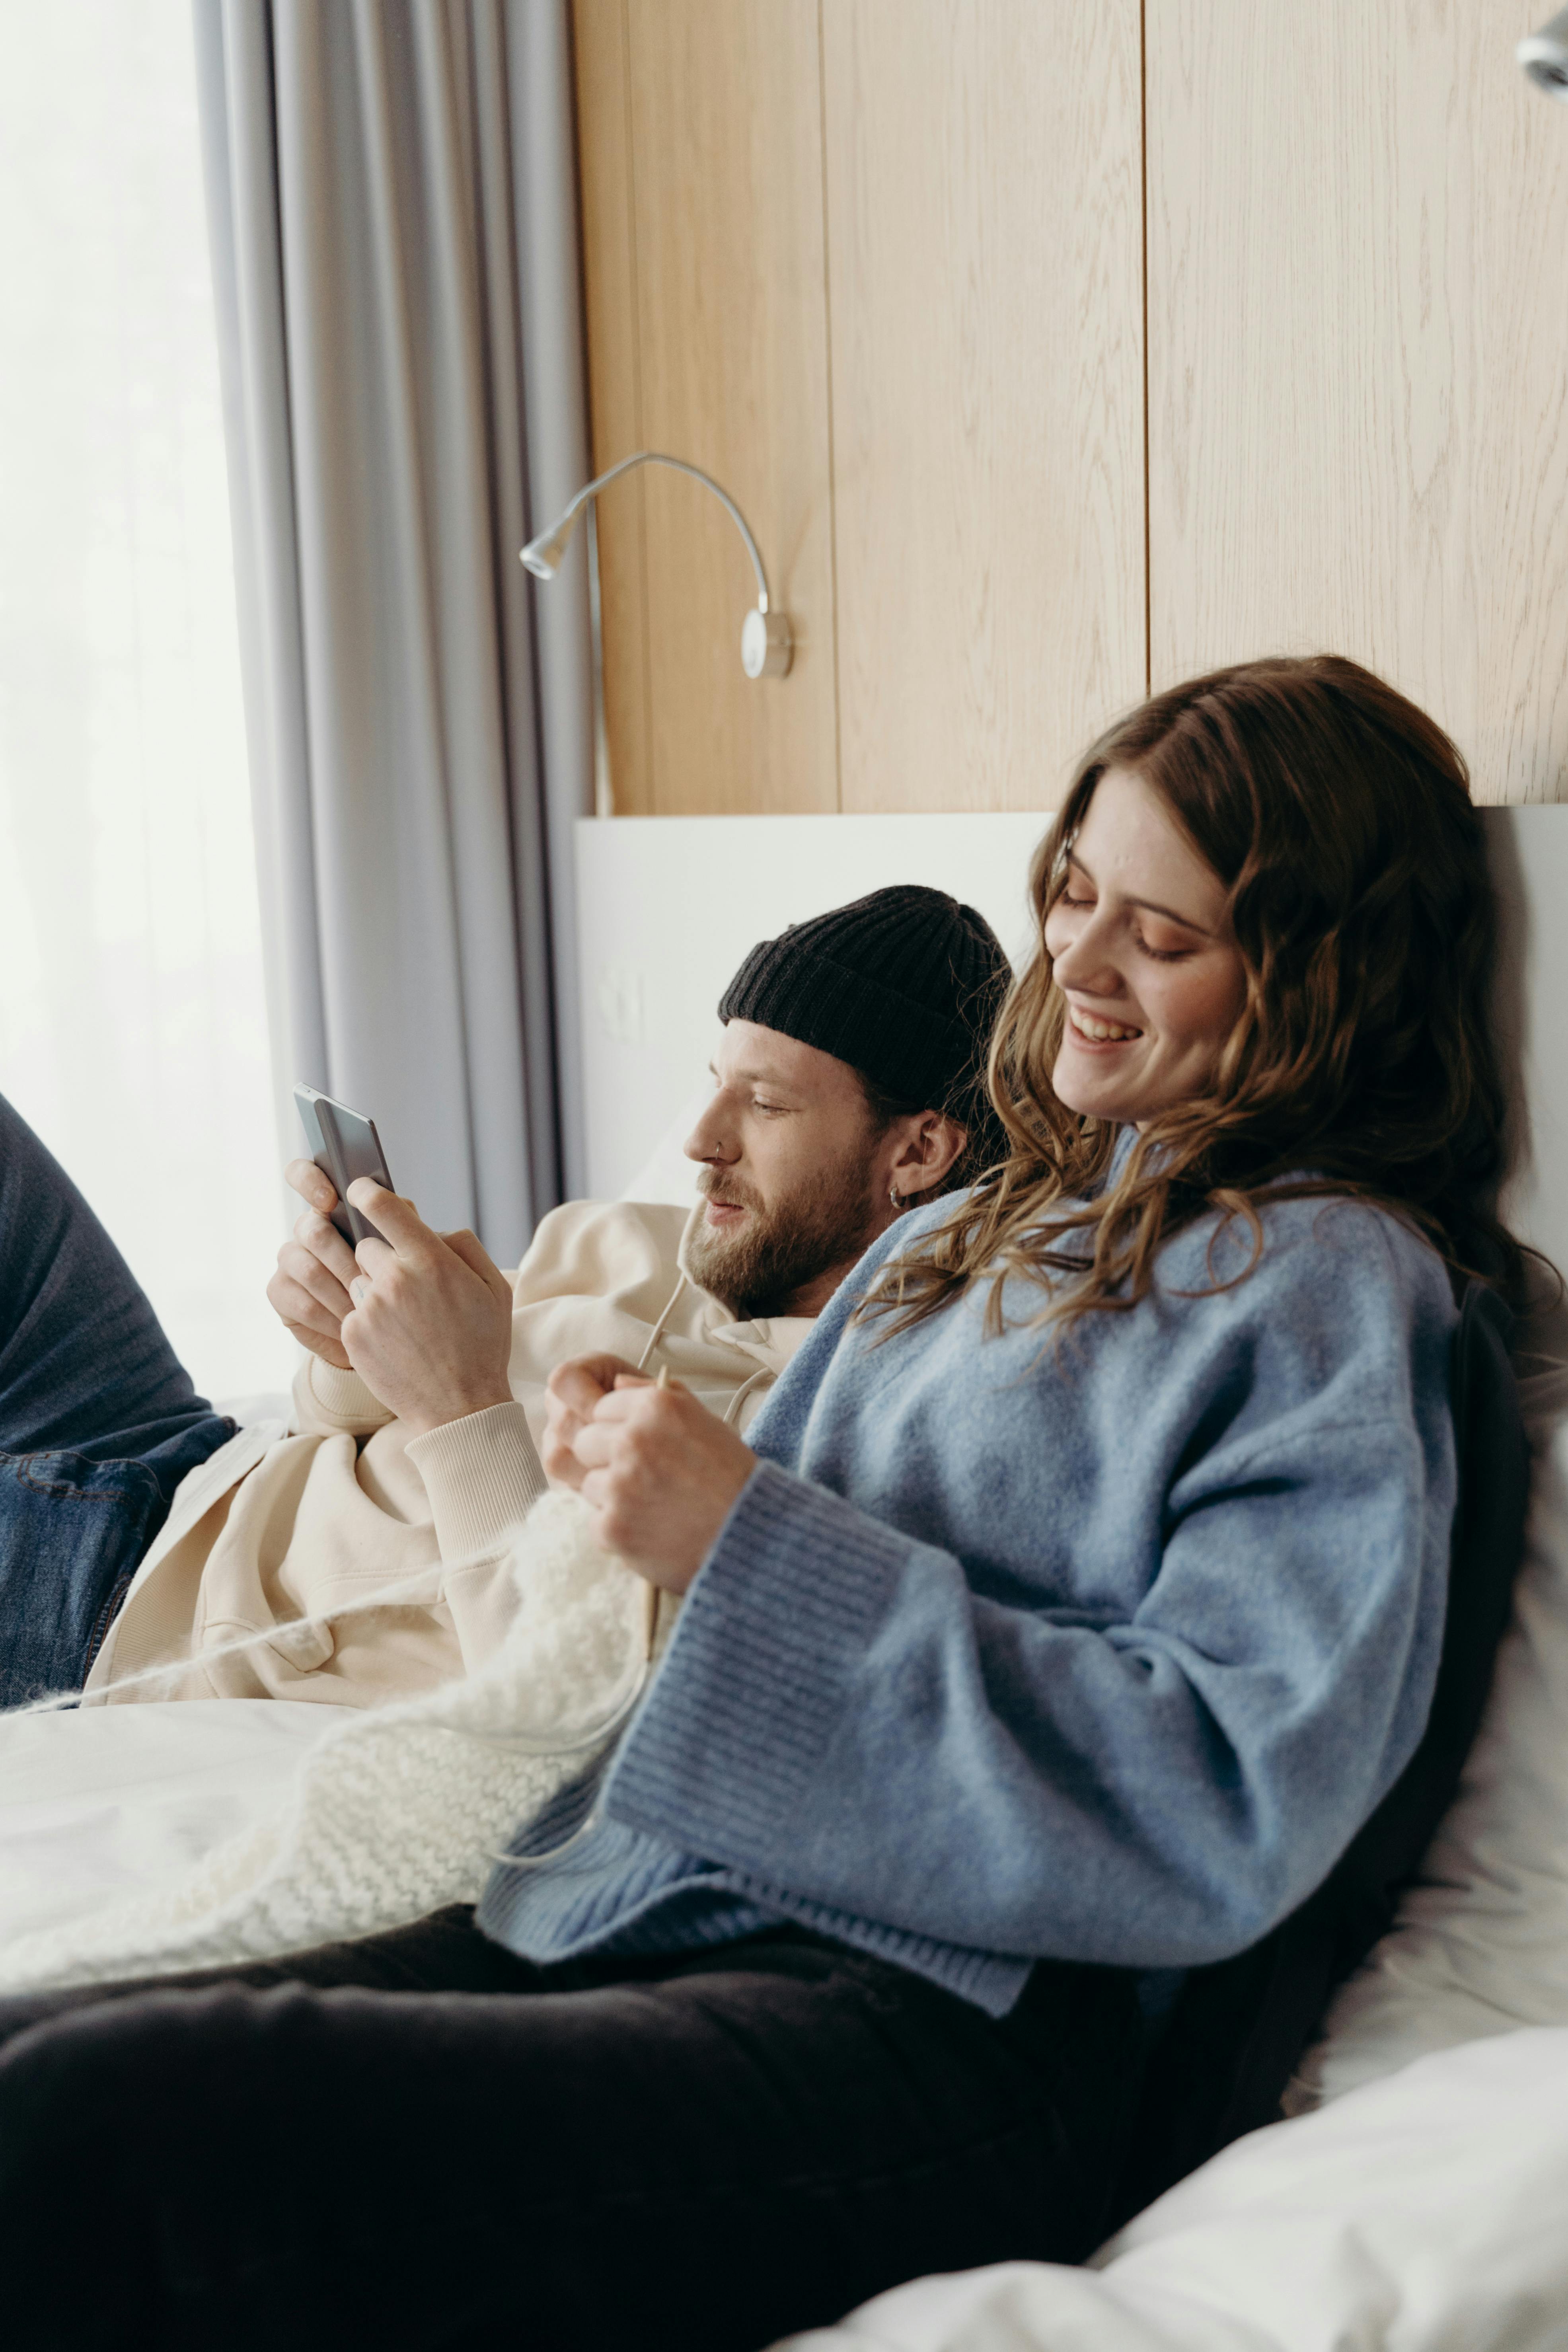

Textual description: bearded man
[0,887,1010,1713]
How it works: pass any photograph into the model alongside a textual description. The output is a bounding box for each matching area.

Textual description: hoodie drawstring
[722,1366,771,1427]
[634,1270,689,1375]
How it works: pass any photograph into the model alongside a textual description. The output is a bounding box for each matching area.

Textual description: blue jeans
[0,1096,233,1707]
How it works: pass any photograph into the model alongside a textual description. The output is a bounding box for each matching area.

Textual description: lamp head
[520,510,580,579]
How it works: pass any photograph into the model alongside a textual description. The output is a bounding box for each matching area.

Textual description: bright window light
[0,0,294,1405]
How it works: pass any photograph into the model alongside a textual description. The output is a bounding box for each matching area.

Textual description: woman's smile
[1064,1003,1145,1046]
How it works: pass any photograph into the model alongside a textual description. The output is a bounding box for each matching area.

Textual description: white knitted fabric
[0,1493,651,1994]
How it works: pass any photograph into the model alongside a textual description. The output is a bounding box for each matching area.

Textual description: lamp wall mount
[1519,7,1568,97]
[521,452,793,680]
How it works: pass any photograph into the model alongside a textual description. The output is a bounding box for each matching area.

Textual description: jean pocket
[9,1448,164,1509]
[0,1450,167,1704]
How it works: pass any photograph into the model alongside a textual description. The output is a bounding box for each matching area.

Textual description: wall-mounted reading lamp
[1519,6,1568,95]
[520,452,793,679]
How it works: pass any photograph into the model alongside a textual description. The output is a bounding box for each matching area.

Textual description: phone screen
[293,1085,395,1248]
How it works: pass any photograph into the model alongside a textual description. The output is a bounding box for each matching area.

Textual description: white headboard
[575,808,1568,1279]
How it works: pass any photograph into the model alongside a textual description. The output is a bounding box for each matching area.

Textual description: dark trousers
[0,1908,1142,2352]
[0,1093,233,1703]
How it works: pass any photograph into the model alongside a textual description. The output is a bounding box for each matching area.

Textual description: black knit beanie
[717,885,1012,1141]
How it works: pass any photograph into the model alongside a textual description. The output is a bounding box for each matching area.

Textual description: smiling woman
[420,652,1519,2344]
[1045,767,1247,1126]
[873,652,1522,1342]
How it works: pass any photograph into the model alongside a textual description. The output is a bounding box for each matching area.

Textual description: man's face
[682,1020,890,1321]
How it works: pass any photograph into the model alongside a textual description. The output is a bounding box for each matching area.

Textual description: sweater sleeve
[600,1261,1458,1972]
[401,1403,550,1674]
[404,1402,547,1560]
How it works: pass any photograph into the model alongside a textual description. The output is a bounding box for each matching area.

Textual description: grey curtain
[193,0,592,1261]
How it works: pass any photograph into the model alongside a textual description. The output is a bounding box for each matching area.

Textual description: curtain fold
[193,0,592,1260]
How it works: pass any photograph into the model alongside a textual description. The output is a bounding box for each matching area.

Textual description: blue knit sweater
[479,1174,1458,2016]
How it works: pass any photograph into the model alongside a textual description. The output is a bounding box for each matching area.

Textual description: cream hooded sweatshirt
[83,1200,811,1709]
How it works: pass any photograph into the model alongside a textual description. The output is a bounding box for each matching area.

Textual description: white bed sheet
[0,1699,338,1945]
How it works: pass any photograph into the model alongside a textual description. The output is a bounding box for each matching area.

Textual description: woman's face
[1042,766,1247,1128]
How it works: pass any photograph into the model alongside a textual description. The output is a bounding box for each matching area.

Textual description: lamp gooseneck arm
[546,452,773,612]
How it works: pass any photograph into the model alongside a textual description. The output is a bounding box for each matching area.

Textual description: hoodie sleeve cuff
[290,1355,395,1436]
[404,1401,548,1560]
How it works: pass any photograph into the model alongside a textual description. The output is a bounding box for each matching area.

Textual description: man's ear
[893,1113,968,1200]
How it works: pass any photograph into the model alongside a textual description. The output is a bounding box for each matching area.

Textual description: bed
[1,805,1564,2349]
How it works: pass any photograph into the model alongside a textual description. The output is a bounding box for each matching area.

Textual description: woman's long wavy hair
[865,655,1529,1343]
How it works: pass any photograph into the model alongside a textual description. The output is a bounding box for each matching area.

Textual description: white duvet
[0,1496,649,1990]
[0,1699,332,1947]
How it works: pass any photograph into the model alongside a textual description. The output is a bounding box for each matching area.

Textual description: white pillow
[776,2029,1568,2352]
[1294,1362,1568,2104]
[616,1078,707,1208]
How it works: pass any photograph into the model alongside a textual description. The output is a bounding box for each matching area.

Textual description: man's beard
[685,1157,885,1319]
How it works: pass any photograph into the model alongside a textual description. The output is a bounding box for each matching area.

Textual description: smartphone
[293,1084,395,1249]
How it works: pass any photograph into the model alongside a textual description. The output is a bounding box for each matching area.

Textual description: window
[0,1,293,1403]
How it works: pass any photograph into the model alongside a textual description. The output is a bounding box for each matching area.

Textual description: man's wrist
[399,1389,515,1438]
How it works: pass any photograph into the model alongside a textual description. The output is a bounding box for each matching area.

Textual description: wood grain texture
[571,0,653,813]
[621,0,838,815]
[822,0,1147,813]
[1148,1,1568,803]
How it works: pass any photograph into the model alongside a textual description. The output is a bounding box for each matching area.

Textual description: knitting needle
[641,1366,671,1652]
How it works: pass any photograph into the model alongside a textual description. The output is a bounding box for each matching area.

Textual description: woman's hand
[337,1181,515,1434]
[559,1366,756,1592]
[265,1159,360,1368]
[542,1355,643,1487]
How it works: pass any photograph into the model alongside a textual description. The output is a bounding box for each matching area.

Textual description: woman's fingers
[541,1421,587,1488]
[541,1389,587,1473]
[566,1382,755,1590]
[568,1418,616,1470]
[578,1466,613,1512]
[594,1376,682,1420]
[542,1369,613,1490]
[547,1355,645,1417]
[543,1356,644,1488]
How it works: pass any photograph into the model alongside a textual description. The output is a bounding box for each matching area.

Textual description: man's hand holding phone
[268,1165,515,1433]
[267,1160,361,1369]
[339,1183,514,1435]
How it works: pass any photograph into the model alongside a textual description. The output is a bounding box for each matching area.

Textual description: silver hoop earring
[888,1184,903,1214]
